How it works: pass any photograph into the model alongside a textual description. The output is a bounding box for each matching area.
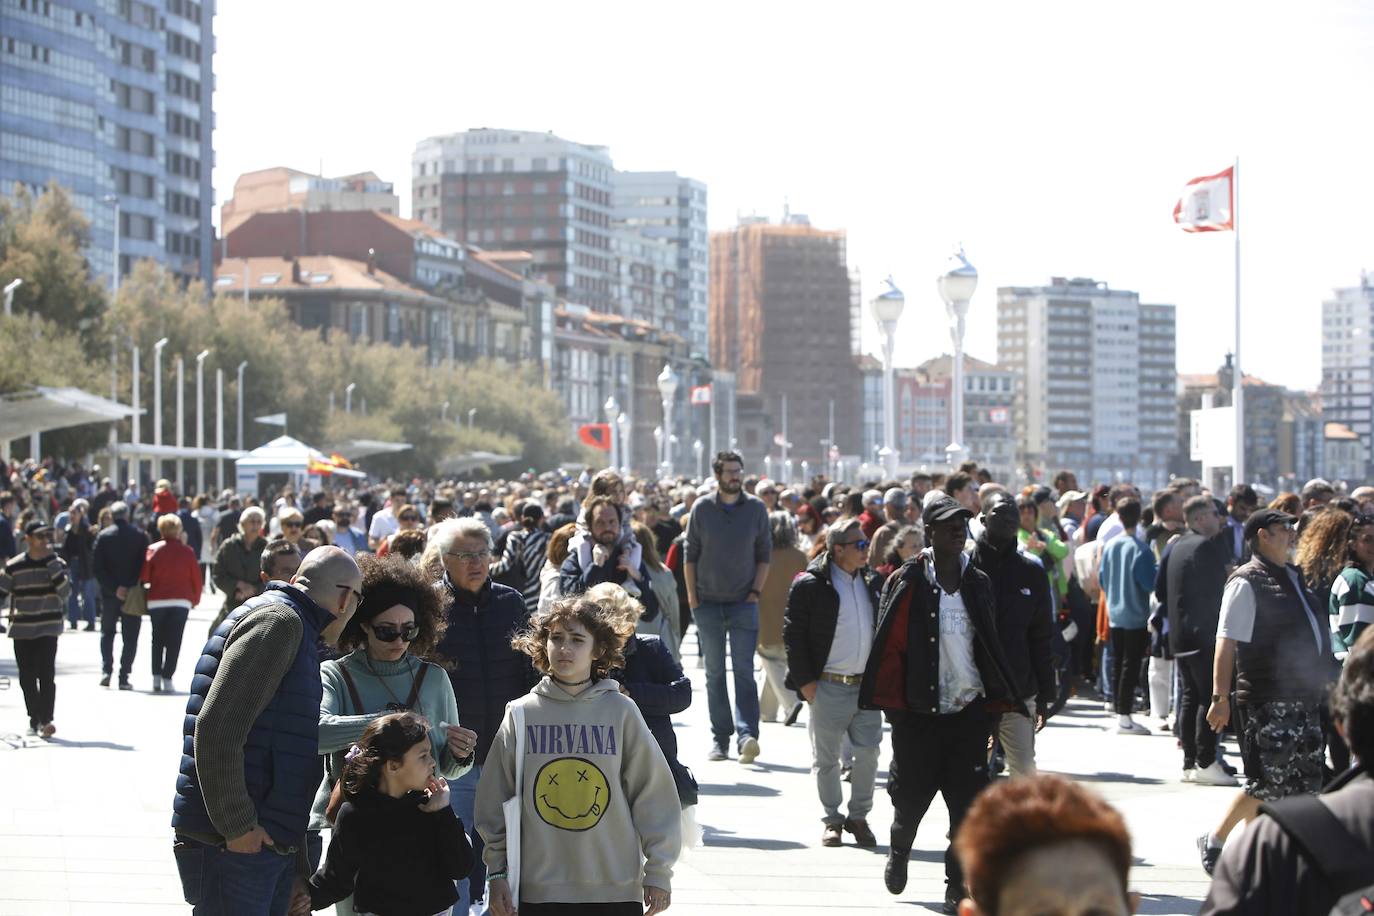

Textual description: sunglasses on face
[398,515,419,523]
[369,621,420,642]
[840,538,869,552]
[282,520,302,529]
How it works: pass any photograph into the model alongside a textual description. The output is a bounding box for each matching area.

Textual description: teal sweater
[310,649,471,832]
[1099,532,1157,630]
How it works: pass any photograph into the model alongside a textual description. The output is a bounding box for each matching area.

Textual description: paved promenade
[1,592,1231,915]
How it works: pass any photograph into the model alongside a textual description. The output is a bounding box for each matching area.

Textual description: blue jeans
[66,575,98,626]
[450,762,484,914]
[693,600,761,749]
[172,838,297,916]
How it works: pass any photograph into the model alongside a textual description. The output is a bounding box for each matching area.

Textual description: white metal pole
[1232,155,1245,487]
[236,361,247,452]
[111,199,120,295]
[216,368,224,491]
[882,332,896,474]
[153,338,167,480]
[175,355,185,486]
[130,343,140,489]
[196,350,209,493]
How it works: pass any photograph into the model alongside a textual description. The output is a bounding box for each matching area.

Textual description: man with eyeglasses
[431,517,537,916]
[859,494,1024,914]
[171,546,362,915]
[783,517,884,850]
[330,504,367,557]
[1197,508,1340,876]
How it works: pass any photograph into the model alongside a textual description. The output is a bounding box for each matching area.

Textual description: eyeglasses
[398,515,419,523]
[369,621,420,643]
[447,550,490,564]
[282,520,303,529]
[840,538,869,552]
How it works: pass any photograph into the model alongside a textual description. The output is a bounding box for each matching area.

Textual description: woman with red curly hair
[953,774,1138,916]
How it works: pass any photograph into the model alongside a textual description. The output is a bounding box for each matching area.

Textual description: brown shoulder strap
[404,662,430,709]
[337,665,365,715]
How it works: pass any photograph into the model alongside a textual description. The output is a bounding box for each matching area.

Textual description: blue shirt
[1099,530,1157,630]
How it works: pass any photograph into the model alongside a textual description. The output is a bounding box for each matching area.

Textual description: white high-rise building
[1321,275,1374,474]
[998,277,1177,488]
[612,171,708,358]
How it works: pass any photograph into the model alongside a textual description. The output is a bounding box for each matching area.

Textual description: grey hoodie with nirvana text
[474,677,681,904]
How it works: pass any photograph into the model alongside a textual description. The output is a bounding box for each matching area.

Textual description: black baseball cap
[1243,508,1296,541]
[923,494,974,528]
[24,520,53,536]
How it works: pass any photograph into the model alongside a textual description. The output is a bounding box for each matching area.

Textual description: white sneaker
[739,736,760,765]
[1114,721,1150,735]
[162,678,173,693]
[1181,768,1195,783]
[1193,760,1240,787]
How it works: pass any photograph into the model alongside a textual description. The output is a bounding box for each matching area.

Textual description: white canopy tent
[0,386,138,460]
[235,435,366,498]
[329,439,413,462]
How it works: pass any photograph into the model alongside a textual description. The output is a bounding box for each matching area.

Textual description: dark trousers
[888,702,992,889]
[149,605,190,679]
[521,903,642,916]
[1177,650,1219,769]
[1109,627,1149,716]
[100,590,141,678]
[14,635,58,727]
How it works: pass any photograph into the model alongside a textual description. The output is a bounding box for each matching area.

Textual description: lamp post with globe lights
[936,248,978,468]
[870,277,905,478]
[657,363,678,477]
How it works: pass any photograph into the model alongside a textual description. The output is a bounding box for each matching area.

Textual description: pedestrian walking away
[92,500,149,690]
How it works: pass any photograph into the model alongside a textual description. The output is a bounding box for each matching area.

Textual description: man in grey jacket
[685,451,771,763]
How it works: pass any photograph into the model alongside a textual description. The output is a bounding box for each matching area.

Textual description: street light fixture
[870,276,905,478]
[604,396,620,473]
[3,277,22,317]
[153,337,169,479]
[441,400,450,423]
[693,439,704,480]
[615,412,630,475]
[344,382,356,414]
[936,248,978,468]
[195,349,210,491]
[656,363,679,477]
[236,361,248,451]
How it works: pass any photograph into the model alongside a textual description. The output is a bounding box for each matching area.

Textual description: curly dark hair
[325,711,429,824]
[1295,507,1354,595]
[512,596,627,680]
[337,554,447,660]
[388,528,427,561]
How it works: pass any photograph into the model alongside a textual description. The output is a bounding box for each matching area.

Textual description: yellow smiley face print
[533,757,610,831]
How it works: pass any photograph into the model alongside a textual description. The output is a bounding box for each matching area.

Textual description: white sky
[213,1,1374,391]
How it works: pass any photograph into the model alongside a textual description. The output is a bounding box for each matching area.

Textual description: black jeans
[149,605,190,679]
[887,701,992,890]
[1176,650,1219,769]
[1109,627,1149,716]
[14,635,58,727]
[100,590,141,678]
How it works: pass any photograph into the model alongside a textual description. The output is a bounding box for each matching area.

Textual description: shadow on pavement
[701,825,806,851]
[1066,771,1167,786]
[1135,894,1203,915]
[697,781,781,797]
[43,736,137,751]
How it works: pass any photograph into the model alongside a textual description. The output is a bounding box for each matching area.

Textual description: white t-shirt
[1216,574,1325,652]
[920,549,984,713]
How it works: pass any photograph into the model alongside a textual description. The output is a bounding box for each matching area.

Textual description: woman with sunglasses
[309,554,479,914]
[375,504,422,558]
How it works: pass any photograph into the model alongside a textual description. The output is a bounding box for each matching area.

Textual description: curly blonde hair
[585,582,645,635]
[512,596,628,680]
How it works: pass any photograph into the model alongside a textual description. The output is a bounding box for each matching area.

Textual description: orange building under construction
[709,214,862,467]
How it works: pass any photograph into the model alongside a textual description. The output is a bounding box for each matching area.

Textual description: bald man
[171,546,361,914]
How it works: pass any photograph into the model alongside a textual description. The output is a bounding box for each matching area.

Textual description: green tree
[0,182,108,341]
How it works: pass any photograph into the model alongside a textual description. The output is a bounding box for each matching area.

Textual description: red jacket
[141,538,202,606]
[152,490,178,516]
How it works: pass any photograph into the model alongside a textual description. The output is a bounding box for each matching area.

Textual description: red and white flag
[1173,166,1234,232]
[690,384,712,405]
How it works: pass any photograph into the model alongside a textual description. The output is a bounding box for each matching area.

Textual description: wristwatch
[747,588,761,599]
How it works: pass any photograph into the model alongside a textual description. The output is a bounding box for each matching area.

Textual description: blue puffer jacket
[171,585,328,846]
[611,634,696,807]
[432,575,537,765]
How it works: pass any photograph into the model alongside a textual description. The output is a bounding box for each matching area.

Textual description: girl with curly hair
[311,712,475,915]
[475,597,681,916]
[307,556,478,912]
[1295,506,1354,603]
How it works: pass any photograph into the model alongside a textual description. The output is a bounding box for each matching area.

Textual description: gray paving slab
[0,592,1236,915]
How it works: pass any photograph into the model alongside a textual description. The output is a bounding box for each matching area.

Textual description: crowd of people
[2,452,1372,915]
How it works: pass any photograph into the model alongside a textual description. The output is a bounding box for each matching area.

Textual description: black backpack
[1259,794,1374,915]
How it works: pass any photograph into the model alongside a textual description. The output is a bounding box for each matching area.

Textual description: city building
[611,226,678,330]
[998,277,1176,489]
[0,0,215,285]
[1326,422,1363,484]
[1321,274,1374,477]
[411,128,616,311]
[612,170,708,357]
[220,167,399,234]
[709,213,861,470]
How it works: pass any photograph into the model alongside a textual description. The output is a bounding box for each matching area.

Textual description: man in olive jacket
[783,518,884,850]
[859,494,1024,914]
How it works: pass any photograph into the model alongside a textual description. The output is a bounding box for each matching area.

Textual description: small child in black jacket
[311,712,474,916]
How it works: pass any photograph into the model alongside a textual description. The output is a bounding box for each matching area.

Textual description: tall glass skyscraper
[1,0,214,286]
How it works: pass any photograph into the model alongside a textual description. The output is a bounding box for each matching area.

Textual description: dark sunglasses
[369,621,420,642]
[282,520,303,529]
[841,538,869,552]
[398,514,419,523]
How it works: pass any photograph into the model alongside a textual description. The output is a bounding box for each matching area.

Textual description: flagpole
[1233,155,1245,487]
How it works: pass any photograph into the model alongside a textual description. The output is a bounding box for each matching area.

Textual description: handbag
[122,583,147,616]
[502,702,526,908]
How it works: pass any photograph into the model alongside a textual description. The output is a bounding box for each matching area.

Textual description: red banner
[579,423,612,451]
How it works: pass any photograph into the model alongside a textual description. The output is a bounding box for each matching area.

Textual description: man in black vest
[859,494,1024,914]
[171,546,361,915]
[1157,495,1238,787]
[1197,508,1337,875]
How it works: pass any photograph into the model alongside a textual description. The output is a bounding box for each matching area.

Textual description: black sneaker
[707,744,728,762]
[68,622,78,630]
[118,679,133,691]
[99,673,111,688]
[942,884,963,914]
[884,848,908,894]
[1197,833,1221,875]
[83,623,95,631]
[783,701,803,727]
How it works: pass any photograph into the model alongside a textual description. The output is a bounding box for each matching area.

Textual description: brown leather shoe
[821,823,843,847]
[844,818,877,848]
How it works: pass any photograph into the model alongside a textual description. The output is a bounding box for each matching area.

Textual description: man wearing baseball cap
[1196,507,1340,875]
[859,494,1024,913]
[1055,490,1088,542]
[0,520,71,738]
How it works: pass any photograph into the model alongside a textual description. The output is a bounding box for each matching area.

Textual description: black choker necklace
[552,673,592,687]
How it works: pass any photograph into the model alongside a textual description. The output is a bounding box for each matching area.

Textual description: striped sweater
[0,551,71,640]
[1329,564,1374,659]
